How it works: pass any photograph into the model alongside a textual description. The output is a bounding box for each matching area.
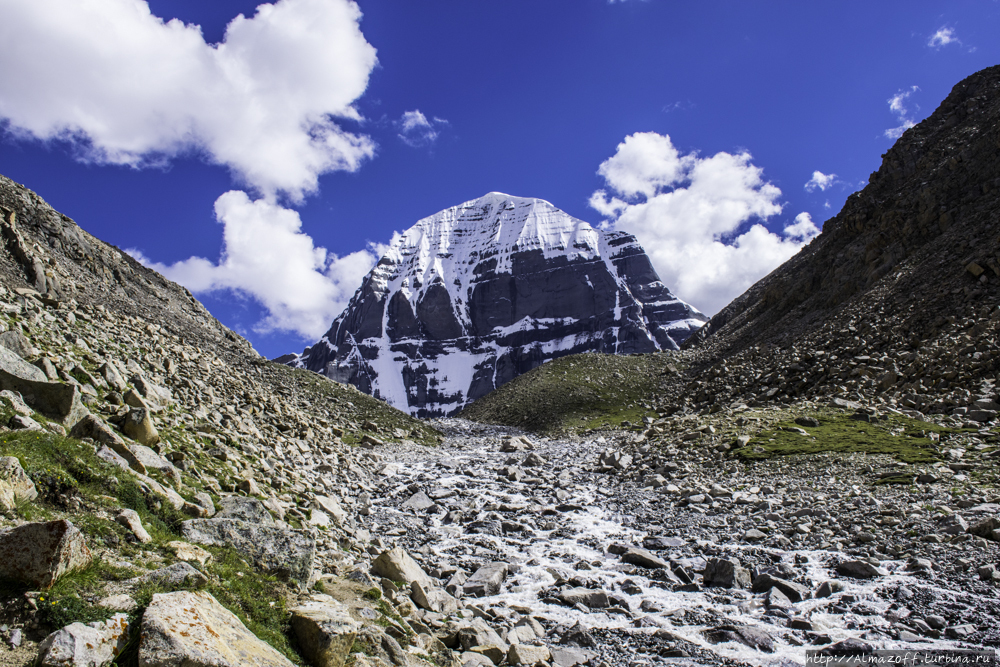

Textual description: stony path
[360,419,1000,666]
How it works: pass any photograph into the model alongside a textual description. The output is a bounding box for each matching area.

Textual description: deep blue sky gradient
[1,1,998,357]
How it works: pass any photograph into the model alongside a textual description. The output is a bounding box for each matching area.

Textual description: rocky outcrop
[288,193,705,417]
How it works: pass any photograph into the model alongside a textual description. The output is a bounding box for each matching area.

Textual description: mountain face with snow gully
[285,193,706,417]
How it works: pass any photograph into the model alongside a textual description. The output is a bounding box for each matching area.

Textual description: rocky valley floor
[352,414,1000,667]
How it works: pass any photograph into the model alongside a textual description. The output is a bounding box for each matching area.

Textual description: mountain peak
[288,195,706,417]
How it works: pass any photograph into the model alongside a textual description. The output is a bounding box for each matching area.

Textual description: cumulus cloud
[131,192,384,339]
[804,170,837,192]
[397,110,448,147]
[884,86,919,139]
[590,132,819,316]
[0,0,378,201]
[928,26,960,48]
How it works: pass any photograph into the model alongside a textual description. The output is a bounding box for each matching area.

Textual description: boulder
[70,415,146,474]
[99,362,127,392]
[836,560,884,579]
[116,509,152,543]
[508,644,551,665]
[315,495,346,525]
[181,519,315,584]
[0,343,45,381]
[703,558,750,589]
[402,490,436,512]
[0,330,34,359]
[36,613,129,667]
[8,414,42,430]
[411,579,459,614]
[0,356,88,426]
[139,591,295,667]
[0,519,91,589]
[122,407,160,446]
[0,389,33,415]
[167,541,213,567]
[704,624,774,653]
[463,562,509,597]
[0,456,37,510]
[455,618,507,652]
[371,546,434,590]
[130,373,174,408]
[967,516,1000,539]
[750,573,810,602]
[619,547,669,570]
[289,595,360,667]
[558,587,609,608]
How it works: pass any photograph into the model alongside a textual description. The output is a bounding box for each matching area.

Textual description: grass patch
[734,413,961,464]
[459,352,683,433]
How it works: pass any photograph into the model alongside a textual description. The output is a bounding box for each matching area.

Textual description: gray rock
[0,456,37,510]
[508,644,551,665]
[216,496,275,525]
[0,368,88,426]
[122,407,160,446]
[703,558,750,589]
[743,528,767,541]
[402,490,436,512]
[70,415,147,474]
[315,495,346,525]
[751,573,810,602]
[704,624,774,653]
[139,591,295,667]
[463,562,509,597]
[794,416,820,427]
[836,560,884,579]
[289,595,360,667]
[371,547,435,590]
[550,647,594,667]
[410,579,459,614]
[967,516,1000,539]
[938,514,968,535]
[181,519,315,584]
[0,519,91,589]
[619,547,670,570]
[558,587,609,608]
[0,330,34,359]
[0,343,44,382]
[116,508,152,543]
[135,562,209,588]
[36,613,129,667]
[8,414,41,430]
[815,580,845,598]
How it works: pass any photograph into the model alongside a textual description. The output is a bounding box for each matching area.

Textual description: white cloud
[884,86,919,139]
[590,132,819,316]
[132,192,383,339]
[0,0,378,201]
[396,110,447,147]
[928,26,960,48]
[804,170,837,192]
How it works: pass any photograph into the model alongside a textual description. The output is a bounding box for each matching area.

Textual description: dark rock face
[289,193,705,417]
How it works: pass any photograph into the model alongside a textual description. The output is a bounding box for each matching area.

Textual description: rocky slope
[285,193,705,418]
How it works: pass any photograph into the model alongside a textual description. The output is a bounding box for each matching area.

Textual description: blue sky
[1,0,998,359]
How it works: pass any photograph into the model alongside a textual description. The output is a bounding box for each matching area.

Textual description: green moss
[734,413,956,464]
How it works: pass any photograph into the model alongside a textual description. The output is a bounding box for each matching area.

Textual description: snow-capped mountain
[284,193,706,417]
